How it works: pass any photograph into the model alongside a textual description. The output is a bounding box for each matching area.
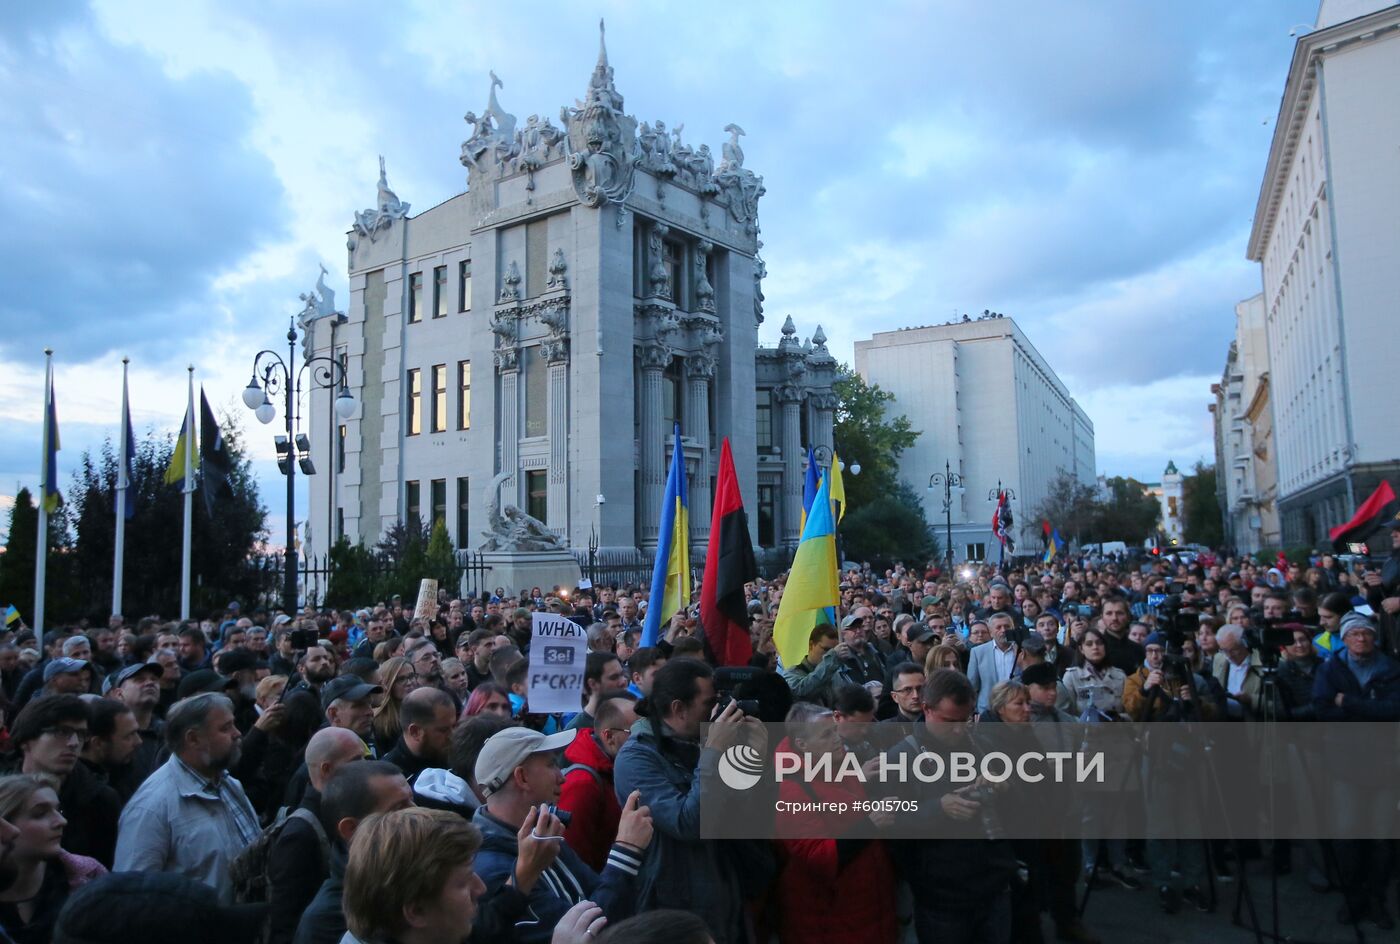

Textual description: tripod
[1223,667,1366,944]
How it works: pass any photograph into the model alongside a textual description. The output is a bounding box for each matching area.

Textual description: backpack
[230,806,330,905]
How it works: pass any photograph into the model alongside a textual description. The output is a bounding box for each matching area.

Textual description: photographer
[1124,633,1215,723]
[781,625,846,707]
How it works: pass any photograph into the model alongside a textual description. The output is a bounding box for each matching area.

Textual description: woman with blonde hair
[924,644,964,674]
[372,656,419,749]
[0,773,107,942]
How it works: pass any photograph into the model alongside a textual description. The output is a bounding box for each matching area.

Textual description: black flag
[199,389,233,516]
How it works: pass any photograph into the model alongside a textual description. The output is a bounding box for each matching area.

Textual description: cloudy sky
[1,0,1320,542]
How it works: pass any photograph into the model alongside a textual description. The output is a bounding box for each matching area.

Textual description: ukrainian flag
[3,605,18,627]
[1044,527,1066,564]
[774,474,840,669]
[41,366,61,514]
[642,424,690,646]
[164,388,199,489]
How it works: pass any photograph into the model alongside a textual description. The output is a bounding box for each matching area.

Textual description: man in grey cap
[105,662,166,801]
[837,612,886,691]
[320,675,383,756]
[471,726,653,944]
[41,657,91,698]
[1313,610,1400,928]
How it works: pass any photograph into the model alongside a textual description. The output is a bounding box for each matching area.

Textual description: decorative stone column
[491,301,521,497]
[811,392,836,457]
[637,339,670,549]
[543,336,569,539]
[686,351,716,544]
[777,383,804,547]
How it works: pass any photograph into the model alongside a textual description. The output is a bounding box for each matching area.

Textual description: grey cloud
[0,1,288,363]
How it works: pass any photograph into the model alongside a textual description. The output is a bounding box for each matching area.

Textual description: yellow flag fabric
[829,451,847,523]
[774,475,839,668]
[164,402,199,487]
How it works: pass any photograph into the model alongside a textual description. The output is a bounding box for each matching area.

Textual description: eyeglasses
[892,686,922,696]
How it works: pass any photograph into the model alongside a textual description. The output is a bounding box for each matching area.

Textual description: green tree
[1032,470,1099,547]
[1182,462,1224,548]
[1091,476,1162,545]
[840,480,940,571]
[832,364,919,512]
[67,417,267,622]
[0,488,38,619]
[425,520,458,592]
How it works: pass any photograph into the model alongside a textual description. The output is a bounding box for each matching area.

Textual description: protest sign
[413,579,438,621]
[526,612,588,714]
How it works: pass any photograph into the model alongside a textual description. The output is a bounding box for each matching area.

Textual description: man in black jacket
[879,669,1018,943]
[382,687,456,783]
[266,727,365,944]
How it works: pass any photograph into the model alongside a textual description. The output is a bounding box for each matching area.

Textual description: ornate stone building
[304,28,834,560]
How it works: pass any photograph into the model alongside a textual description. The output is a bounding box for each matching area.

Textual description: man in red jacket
[557,691,637,872]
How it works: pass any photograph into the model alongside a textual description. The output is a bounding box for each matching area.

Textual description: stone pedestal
[477,550,583,597]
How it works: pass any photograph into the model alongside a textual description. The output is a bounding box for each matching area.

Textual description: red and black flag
[701,437,759,667]
[1329,480,1399,552]
[992,491,1015,553]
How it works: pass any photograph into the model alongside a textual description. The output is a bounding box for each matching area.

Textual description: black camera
[714,666,762,718]
[546,805,573,827]
[288,629,318,650]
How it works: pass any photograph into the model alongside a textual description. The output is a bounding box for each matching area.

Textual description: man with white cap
[471,726,653,943]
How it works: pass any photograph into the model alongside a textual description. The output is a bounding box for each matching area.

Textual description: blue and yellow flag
[801,445,819,531]
[774,474,840,669]
[41,362,61,514]
[3,605,19,627]
[164,384,199,489]
[642,424,690,646]
[1044,527,1066,564]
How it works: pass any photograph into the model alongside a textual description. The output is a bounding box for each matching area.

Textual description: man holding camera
[781,624,847,707]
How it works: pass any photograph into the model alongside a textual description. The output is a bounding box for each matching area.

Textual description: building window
[336,507,344,541]
[526,470,547,523]
[431,479,447,529]
[526,219,549,297]
[433,265,448,318]
[431,364,447,433]
[456,476,470,549]
[755,389,773,452]
[408,272,423,324]
[459,259,472,311]
[337,424,346,474]
[406,480,421,526]
[524,350,547,437]
[458,360,472,430]
[406,368,421,436]
[965,542,987,561]
[662,358,682,431]
[757,484,777,548]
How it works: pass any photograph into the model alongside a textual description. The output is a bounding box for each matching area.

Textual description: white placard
[578,578,593,590]
[526,612,588,714]
[413,579,439,621]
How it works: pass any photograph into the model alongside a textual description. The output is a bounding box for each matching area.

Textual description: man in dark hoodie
[472,726,652,943]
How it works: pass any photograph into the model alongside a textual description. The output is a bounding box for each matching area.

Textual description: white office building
[1245,0,1400,545]
[854,315,1095,562]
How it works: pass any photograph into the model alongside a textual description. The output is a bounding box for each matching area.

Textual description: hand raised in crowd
[1144,668,1163,692]
[252,700,285,732]
[1383,596,1400,615]
[614,790,654,851]
[705,698,766,753]
[513,803,565,893]
[831,641,853,661]
[1363,571,1383,588]
[550,900,606,944]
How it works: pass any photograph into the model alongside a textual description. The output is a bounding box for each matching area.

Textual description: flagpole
[113,358,130,618]
[34,349,53,635]
[180,365,194,621]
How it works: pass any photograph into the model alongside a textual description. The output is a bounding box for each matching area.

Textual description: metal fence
[242,542,796,610]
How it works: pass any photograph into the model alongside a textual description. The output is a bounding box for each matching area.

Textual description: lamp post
[243,318,356,614]
[811,444,860,477]
[928,460,964,571]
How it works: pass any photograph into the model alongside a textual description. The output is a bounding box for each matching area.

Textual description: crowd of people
[0,524,1397,943]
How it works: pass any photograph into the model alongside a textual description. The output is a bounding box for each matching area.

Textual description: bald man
[266,728,365,944]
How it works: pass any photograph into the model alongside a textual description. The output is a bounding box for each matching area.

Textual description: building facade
[304,30,834,560]
[853,315,1095,562]
[1245,1,1400,545]
[1140,462,1184,547]
[1210,293,1279,554]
